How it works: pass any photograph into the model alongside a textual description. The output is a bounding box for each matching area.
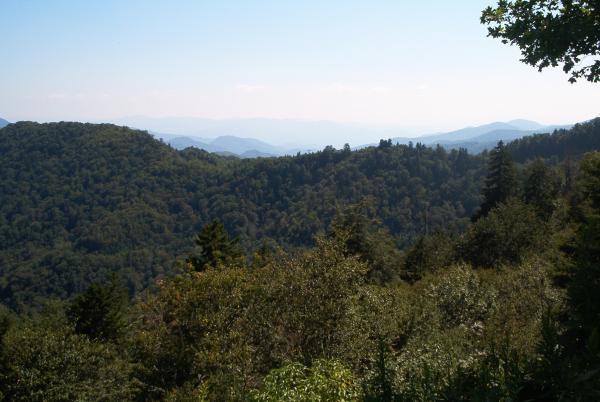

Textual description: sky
[1,0,599,141]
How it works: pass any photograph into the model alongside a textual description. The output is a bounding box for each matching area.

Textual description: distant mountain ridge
[127,118,572,158]
[0,118,573,158]
[112,116,406,148]
[3,116,576,157]
[361,120,573,153]
[154,132,314,157]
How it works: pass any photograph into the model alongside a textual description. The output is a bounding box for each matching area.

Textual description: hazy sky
[1,0,598,134]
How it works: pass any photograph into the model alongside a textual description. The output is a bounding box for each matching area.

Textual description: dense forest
[1,118,600,401]
[1,119,599,309]
[2,0,599,399]
[1,121,486,308]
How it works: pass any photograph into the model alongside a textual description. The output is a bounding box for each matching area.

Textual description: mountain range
[1,118,598,307]
[111,116,401,148]
[154,132,314,158]
[145,118,572,157]
[0,116,575,157]
[370,119,572,153]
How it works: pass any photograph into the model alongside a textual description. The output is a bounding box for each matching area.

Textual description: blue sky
[1,0,599,137]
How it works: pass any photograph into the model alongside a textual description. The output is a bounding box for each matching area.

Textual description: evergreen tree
[567,153,600,350]
[329,203,374,259]
[67,276,128,342]
[186,220,244,271]
[461,199,545,268]
[329,203,402,283]
[475,141,518,219]
[402,231,455,283]
[523,159,558,218]
[580,152,600,211]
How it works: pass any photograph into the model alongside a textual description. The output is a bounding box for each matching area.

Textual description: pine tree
[186,220,244,271]
[67,276,128,342]
[523,159,558,218]
[402,231,454,283]
[329,203,373,259]
[329,203,402,283]
[475,141,518,219]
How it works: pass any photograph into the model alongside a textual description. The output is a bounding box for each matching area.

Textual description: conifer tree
[329,203,402,283]
[523,159,558,218]
[186,220,244,271]
[67,276,128,342]
[402,231,454,283]
[568,152,600,346]
[475,141,518,219]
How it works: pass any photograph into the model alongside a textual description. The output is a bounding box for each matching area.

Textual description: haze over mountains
[383,119,573,153]
[0,116,575,158]
[153,132,314,158]
[113,116,573,157]
[111,116,402,148]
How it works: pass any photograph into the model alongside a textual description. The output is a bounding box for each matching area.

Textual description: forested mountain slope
[508,118,600,162]
[0,119,599,307]
[0,122,227,306]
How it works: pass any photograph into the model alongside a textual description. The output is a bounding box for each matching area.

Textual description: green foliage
[385,266,493,401]
[482,0,600,83]
[163,382,210,402]
[186,220,244,271]
[475,141,518,219]
[424,265,497,330]
[461,340,532,402]
[1,305,135,401]
[131,236,368,400]
[568,154,600,345]
[0,121,490,307]
[508,119,600,163]
[380,262,555,401]
[459,199,545,268]
[67,276,128,342]
[0,122,221,309]
[245,236,369,370]
[402,230,455,283]
[0,304,14,400]
[1,120,600,400]
[565,153,600,360]
[250,359,361,402]
[2,120,599,307]
[334,283,411,399]
[579,151,600,211]
[329,202,403,283]
[523,158,560,218]
[250,239,278,269]
[130,265,253,401]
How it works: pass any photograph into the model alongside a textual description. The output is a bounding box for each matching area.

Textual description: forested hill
[0,119,598,307]
[508,118,600,163]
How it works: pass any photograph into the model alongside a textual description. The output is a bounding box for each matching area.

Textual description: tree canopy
[186,221,244,271]
[1,120,599,307]
[474,141,518,219]
[0,124,600,400]
[482,0,600,82]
